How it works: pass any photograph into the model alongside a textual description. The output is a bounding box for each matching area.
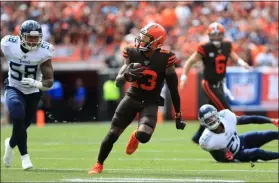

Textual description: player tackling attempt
[88,23,186,174]
[1,20,54,170]
[198,104,278,162]
[180,22,251,144]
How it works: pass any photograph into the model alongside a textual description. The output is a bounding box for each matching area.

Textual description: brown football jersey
[197,41,232,84]
[122,45,176,102]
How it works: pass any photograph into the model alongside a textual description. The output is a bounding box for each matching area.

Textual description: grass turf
[1,122,278,182]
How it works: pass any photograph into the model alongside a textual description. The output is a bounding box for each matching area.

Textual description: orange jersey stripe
[201,80,226,110]
[168,55,176,61]
[197,46,206,56]
[167,59,176,66]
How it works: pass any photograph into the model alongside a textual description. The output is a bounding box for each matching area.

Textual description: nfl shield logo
[209,52,214,57]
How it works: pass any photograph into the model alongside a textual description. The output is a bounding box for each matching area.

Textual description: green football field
[1,122,278,182]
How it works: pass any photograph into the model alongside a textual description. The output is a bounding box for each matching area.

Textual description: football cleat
[21,154,33,170]
[272,119,278,127]
[88,162,103,174]
[3,138,14,167]
[126,129,139,155]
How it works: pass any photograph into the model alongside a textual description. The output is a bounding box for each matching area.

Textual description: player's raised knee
[8,99,25,119]
[136,131,151,143]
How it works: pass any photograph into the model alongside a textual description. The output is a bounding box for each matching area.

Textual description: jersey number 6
[10,62,37,81]
[215,54,226,74]
[133,70,157,91]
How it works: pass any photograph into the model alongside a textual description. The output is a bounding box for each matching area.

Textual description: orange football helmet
[135,23,167,52]
[207,22,225,47]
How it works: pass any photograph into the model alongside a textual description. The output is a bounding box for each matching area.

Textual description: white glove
[238,59,252,70]
[21,78,42,89]
[223,79,234,101]
[180,74,187,82]
[179,74,187,89]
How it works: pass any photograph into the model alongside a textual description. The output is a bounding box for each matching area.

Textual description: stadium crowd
[1,1,278,67]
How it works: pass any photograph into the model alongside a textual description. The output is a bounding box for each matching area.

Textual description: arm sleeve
[220,109,237,126]
[1,35,9,56]
[45,43,55,61]
[166,66,180,113]
[237,115,272,125]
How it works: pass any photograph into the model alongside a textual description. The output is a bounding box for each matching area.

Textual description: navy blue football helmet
[20,20,42,51]
[198,104,220,130]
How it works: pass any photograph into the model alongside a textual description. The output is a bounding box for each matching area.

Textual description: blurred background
[1,1,278,125]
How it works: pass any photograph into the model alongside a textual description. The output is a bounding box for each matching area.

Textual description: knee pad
[8,99,25,120]
[136,131,152,144]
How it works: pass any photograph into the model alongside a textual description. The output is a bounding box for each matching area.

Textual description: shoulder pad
[1,35,19,47]
[223,39,232,44]
[122,44,135,59]
[198,41,209,47]
[41,41,55,59]
[159,48,172,55]
[162,50,176,66]
[219,109,237,125]
[223,40,232,46]
[219,109,235,118]
[196,42,210,56]
[123,44,136,52]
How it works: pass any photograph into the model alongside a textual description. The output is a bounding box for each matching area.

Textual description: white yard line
[31,157,212,161]
[62,178,245,182]
[6,167,278,173]
[30,149,202,154]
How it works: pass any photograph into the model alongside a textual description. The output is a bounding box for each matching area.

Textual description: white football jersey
[1,35,55,94]
[199,109,240,155]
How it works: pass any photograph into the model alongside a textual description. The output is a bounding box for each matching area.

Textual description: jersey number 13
[133,70,157,91]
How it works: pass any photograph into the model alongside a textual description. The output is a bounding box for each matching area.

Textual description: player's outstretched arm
[166,65,186,130]
[237,115,274,125]
[180,52,202,89]
[229,51,251,70]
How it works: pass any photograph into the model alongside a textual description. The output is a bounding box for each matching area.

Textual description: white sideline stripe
[30,149,202,153]
[62,178,245,182]
[31,157,212,161]
[7,167,278,173]
[28,137,190,146]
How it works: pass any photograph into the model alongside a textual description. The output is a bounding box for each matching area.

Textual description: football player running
[179,22,251,144]
[1,20,54,170]
[88,23,186,174]
[198,104,278,162]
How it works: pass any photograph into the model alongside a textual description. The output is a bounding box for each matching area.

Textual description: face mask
[212,41,221,47]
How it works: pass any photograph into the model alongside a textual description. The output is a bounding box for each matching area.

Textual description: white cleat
[21,154,33,170]
[3,138,14,167]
